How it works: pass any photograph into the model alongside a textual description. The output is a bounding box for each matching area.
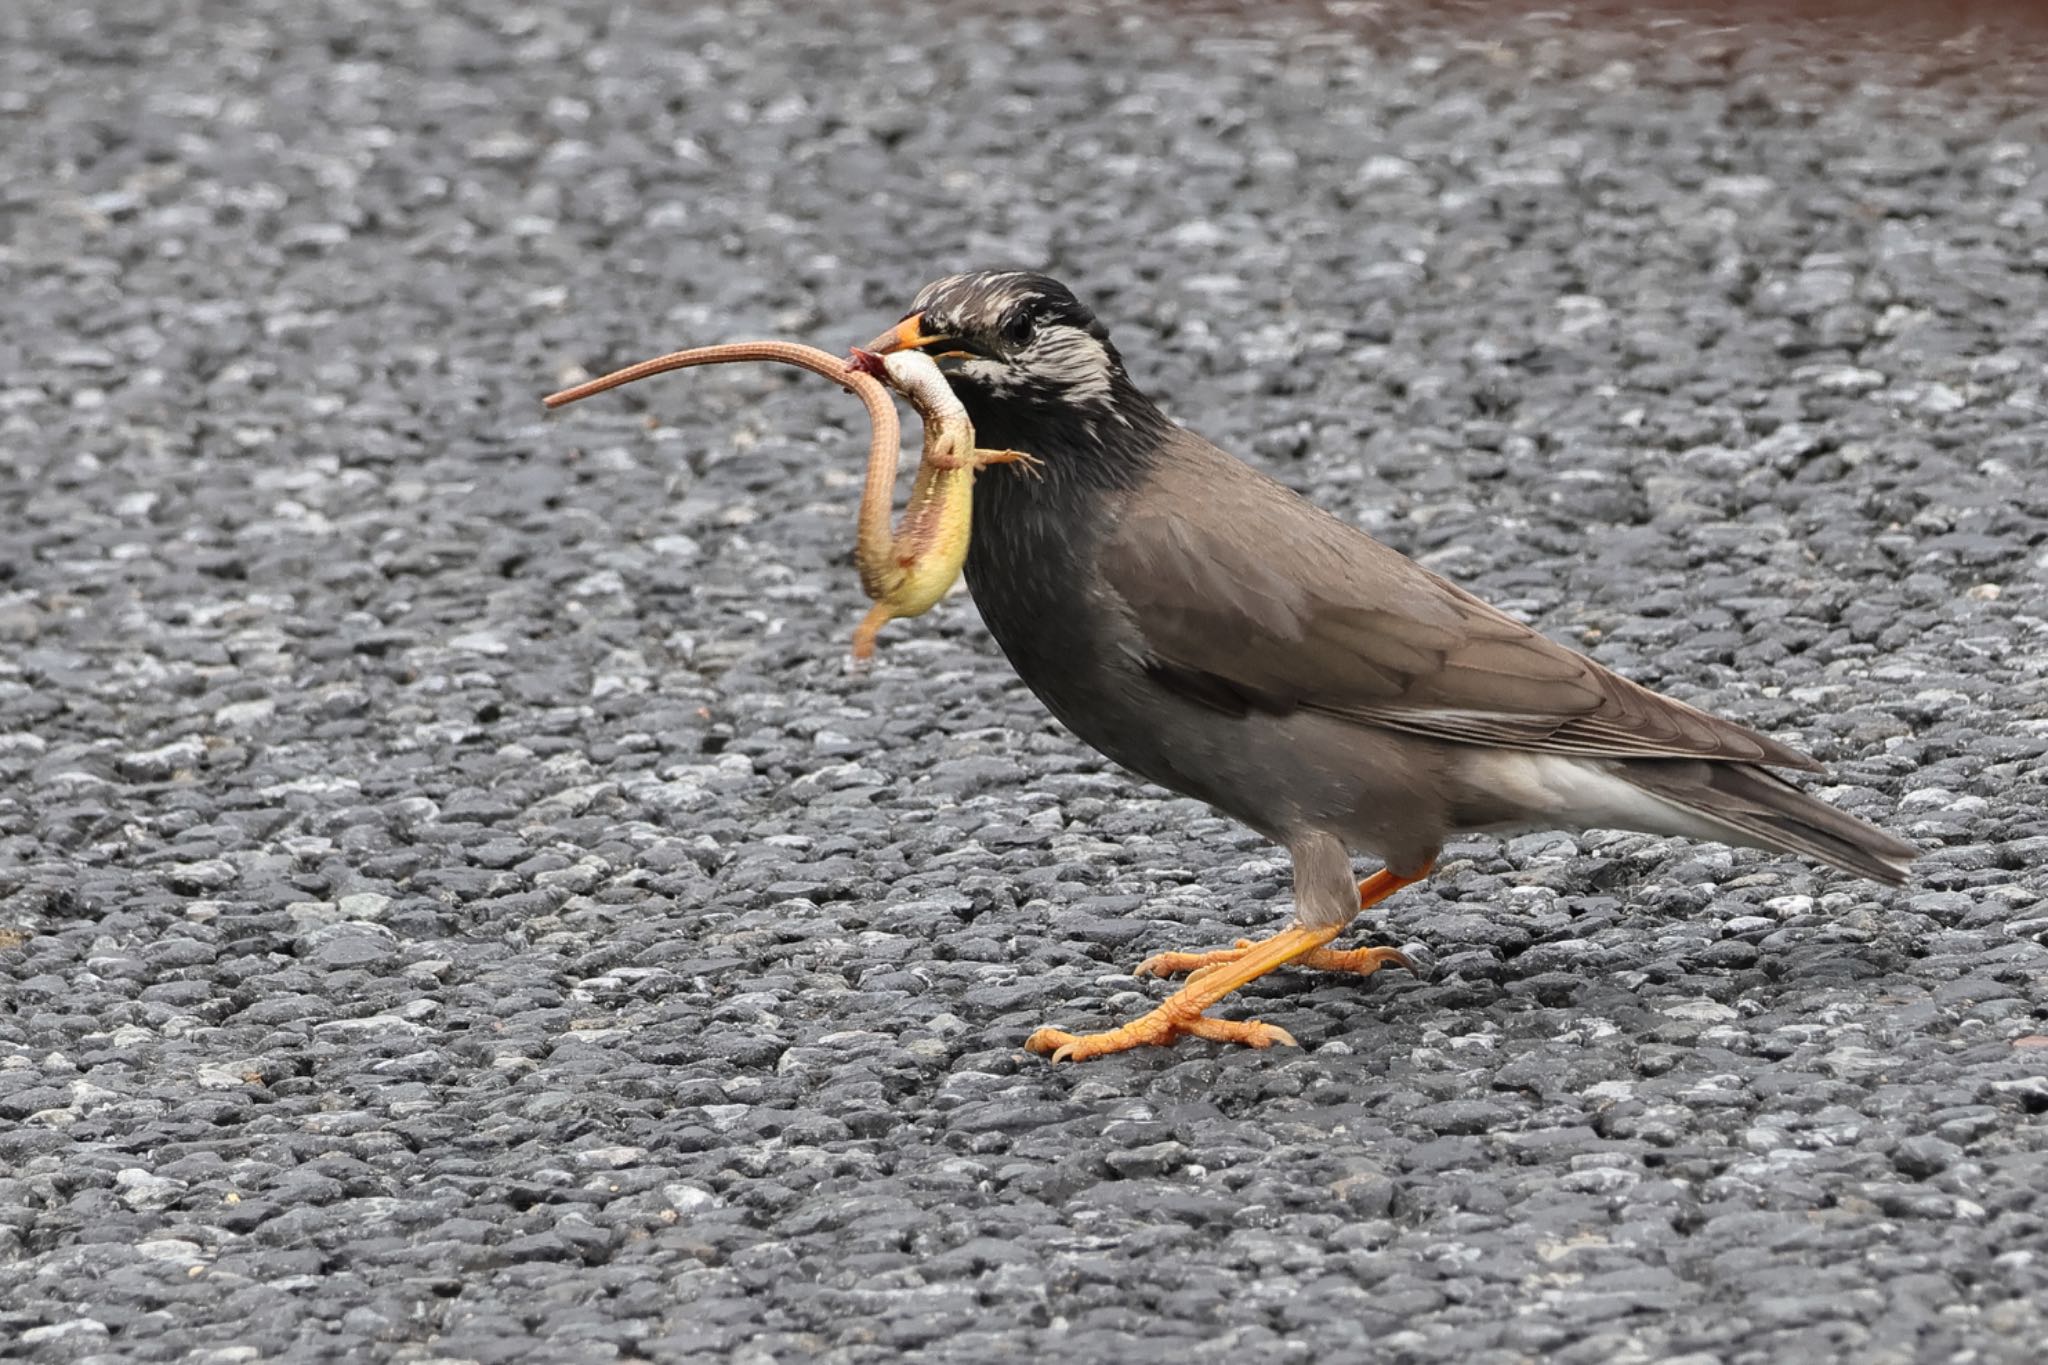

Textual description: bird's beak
[863,313,956,356]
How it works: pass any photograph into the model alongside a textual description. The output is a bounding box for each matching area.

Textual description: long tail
[1621,759,1916,885]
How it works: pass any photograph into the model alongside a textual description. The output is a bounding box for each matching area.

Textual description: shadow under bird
[859,270,1916,1063]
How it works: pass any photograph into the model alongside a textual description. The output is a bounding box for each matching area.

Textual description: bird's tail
[1620,759,1916,885]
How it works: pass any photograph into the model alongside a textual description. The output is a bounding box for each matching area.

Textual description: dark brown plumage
[866,270,1915,1062]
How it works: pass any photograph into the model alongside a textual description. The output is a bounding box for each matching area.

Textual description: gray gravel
[5,1,2048,1361]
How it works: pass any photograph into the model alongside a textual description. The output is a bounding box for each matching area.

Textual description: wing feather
[1101,436,1821,771]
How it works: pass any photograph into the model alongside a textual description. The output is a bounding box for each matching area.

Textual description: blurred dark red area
[1553,0,2046,22]
[1182,0,2048,52]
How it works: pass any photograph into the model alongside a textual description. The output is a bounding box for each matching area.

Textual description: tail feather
[1622,760,1916,885]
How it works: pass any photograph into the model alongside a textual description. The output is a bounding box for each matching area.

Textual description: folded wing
[1101,443,1821,772]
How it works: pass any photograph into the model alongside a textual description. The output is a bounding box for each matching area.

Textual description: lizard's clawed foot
[976,447,1044,477]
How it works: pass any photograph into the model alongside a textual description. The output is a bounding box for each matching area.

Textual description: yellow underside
[877,470,975,618]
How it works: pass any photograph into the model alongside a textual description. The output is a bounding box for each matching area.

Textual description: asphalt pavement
[3,1,2046,1361]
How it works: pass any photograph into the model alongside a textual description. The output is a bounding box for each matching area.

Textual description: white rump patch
[1465,751,1721,841]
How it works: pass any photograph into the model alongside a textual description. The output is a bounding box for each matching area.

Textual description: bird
[859,270,1916,1063]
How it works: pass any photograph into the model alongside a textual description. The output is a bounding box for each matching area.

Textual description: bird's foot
[1135,939,1416,981]
[1026,1002,1297,1063]
[1026,872,1433,1066]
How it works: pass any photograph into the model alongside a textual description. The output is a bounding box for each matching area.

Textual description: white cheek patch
[955,357,1021,393]
[1025,327,1114,406]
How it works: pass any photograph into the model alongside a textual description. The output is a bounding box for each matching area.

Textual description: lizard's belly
[876,473,974,618]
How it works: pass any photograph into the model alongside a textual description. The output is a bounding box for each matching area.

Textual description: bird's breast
[962,468,1108,676]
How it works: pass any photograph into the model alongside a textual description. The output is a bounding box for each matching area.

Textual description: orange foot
[1026,863,1434,1064]
[1136,939,1415,981]
[1025,1005,1296,1064]
[1027,923,1343,1063]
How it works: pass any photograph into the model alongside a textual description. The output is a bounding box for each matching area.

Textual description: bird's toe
[1024,1026,1084,1060]
[1132,939,1256,978]
[1025,1008,1301,1062]
[1180,1016,1298,1049]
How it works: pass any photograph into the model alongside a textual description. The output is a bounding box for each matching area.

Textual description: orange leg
[1026,863,1431,1063]
[1140,864,1431,978]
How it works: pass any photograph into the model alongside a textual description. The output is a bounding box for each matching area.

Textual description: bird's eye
[999,311,1035,349]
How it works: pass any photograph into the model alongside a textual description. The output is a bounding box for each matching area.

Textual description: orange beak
[863,313,955,356]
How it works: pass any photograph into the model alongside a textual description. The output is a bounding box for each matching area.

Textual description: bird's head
[862,271,1154,430]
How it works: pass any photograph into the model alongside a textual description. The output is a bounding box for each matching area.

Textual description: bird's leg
[1026,860,1433,1063]
[1135,863,1431,981]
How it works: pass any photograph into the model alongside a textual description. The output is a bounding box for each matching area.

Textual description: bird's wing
[1098,443,1821,770]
